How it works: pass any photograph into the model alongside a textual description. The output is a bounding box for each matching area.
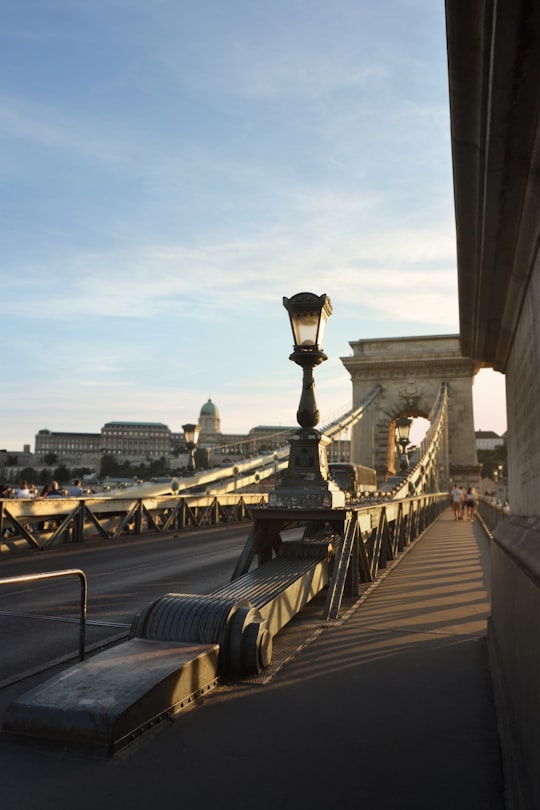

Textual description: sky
[1,0,507,451]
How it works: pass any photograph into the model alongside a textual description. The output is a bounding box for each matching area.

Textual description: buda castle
[31,398,295,469]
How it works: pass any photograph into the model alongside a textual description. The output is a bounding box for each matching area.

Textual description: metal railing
[477,496,509,536]
[0,493,268,552]
[0,569,87,660]
[391,382,449,499]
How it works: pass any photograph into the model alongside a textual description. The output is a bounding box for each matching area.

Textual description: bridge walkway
[0,509,505,809]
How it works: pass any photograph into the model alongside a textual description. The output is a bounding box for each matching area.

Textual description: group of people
[450,484,476,521]
[0,479,85,499]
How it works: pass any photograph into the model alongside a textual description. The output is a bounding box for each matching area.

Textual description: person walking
[466,487,476,521]
[450,484,463,520]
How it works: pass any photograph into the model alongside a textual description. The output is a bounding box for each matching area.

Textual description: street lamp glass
[283,292,332,350]
[182,423,200,446]
[395,417,412,443]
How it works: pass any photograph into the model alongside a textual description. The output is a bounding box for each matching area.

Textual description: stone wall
[489,260,540,809]
[505,262,540,519]
[446,2,540,804]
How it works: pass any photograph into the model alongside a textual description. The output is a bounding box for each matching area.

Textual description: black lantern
[283,292,333,427]
[395,417,412,471]
[182,423,200,474]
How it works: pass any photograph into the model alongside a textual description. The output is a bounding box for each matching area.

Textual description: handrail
[1,493,269,551]
[0,569,87,661]
[476,497,509,536]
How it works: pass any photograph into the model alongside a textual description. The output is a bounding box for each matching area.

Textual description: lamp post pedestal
[399,440,409,471]
[269,428,345,508]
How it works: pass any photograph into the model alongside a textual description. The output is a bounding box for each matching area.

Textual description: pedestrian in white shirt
[13,480,31,498]
[450,484,463,520]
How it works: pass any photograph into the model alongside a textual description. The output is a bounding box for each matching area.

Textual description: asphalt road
[0,524,251,685]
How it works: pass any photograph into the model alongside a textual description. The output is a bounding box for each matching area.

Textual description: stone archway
[341,334,481,484]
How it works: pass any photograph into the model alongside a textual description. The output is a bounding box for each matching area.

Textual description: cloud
[0,94,133,169]
[0,0,470,450]
[2,171,457,331]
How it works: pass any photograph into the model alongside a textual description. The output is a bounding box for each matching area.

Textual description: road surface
[0,524,251,685]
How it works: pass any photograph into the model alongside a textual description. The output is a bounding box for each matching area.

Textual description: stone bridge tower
[341,334,481,485]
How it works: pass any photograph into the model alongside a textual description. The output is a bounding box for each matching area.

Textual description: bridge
[0,305,505,804]
[1,1,539,806]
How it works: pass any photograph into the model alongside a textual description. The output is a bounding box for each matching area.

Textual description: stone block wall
[505,262,540,518]
[490,254,540,808]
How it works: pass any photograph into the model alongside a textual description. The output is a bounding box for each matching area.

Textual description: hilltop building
[1,397,348,482]
[199,399,221,439]
[475,430,506,451]
[25,398,297,470]
[101,421,171,458]
[35,430,101,459]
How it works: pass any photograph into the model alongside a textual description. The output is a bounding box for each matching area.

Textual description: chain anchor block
[129,593,272,676]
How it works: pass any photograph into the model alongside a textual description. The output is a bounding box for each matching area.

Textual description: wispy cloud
[2,196,456,323]
[0,94,131,167]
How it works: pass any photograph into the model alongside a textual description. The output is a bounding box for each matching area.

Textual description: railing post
[75,501,85,543]
[0,569,87,661]
[134,500,143,535]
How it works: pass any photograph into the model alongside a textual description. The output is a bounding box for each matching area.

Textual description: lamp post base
[269,428,345,509]
[269,486,345,509]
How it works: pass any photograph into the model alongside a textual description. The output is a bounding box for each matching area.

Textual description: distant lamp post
[396,417,413,471]
[269,292,344,509]
[496,463,506,504]
[438,463,445,493]
[182,423,200,474]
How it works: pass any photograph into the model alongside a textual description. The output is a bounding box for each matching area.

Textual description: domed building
[199,398,221,439]
[196,397,247,455]
[191,398,296,461]
[29,395,342,476]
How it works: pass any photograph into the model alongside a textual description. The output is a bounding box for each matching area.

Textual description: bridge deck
[0,509,505,808]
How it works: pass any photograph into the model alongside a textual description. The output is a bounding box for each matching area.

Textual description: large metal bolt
[244,620,272,672]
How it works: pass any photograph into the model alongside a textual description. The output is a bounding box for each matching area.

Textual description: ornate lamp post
[269,292,344,509]
[182,423,200,474]
[396,417,412,472]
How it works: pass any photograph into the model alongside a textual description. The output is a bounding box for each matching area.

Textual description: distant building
[199,399,221,440]
[475,430,505,451]
[194,399,295,458]
[35,429,101,459]
[101,421,171,460]
[0,446,35,475]
[27,397,349,471]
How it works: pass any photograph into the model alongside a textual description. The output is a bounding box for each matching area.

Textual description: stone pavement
[0,509,505,810]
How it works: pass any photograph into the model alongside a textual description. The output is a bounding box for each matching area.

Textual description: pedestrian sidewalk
[0,508,505,810]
